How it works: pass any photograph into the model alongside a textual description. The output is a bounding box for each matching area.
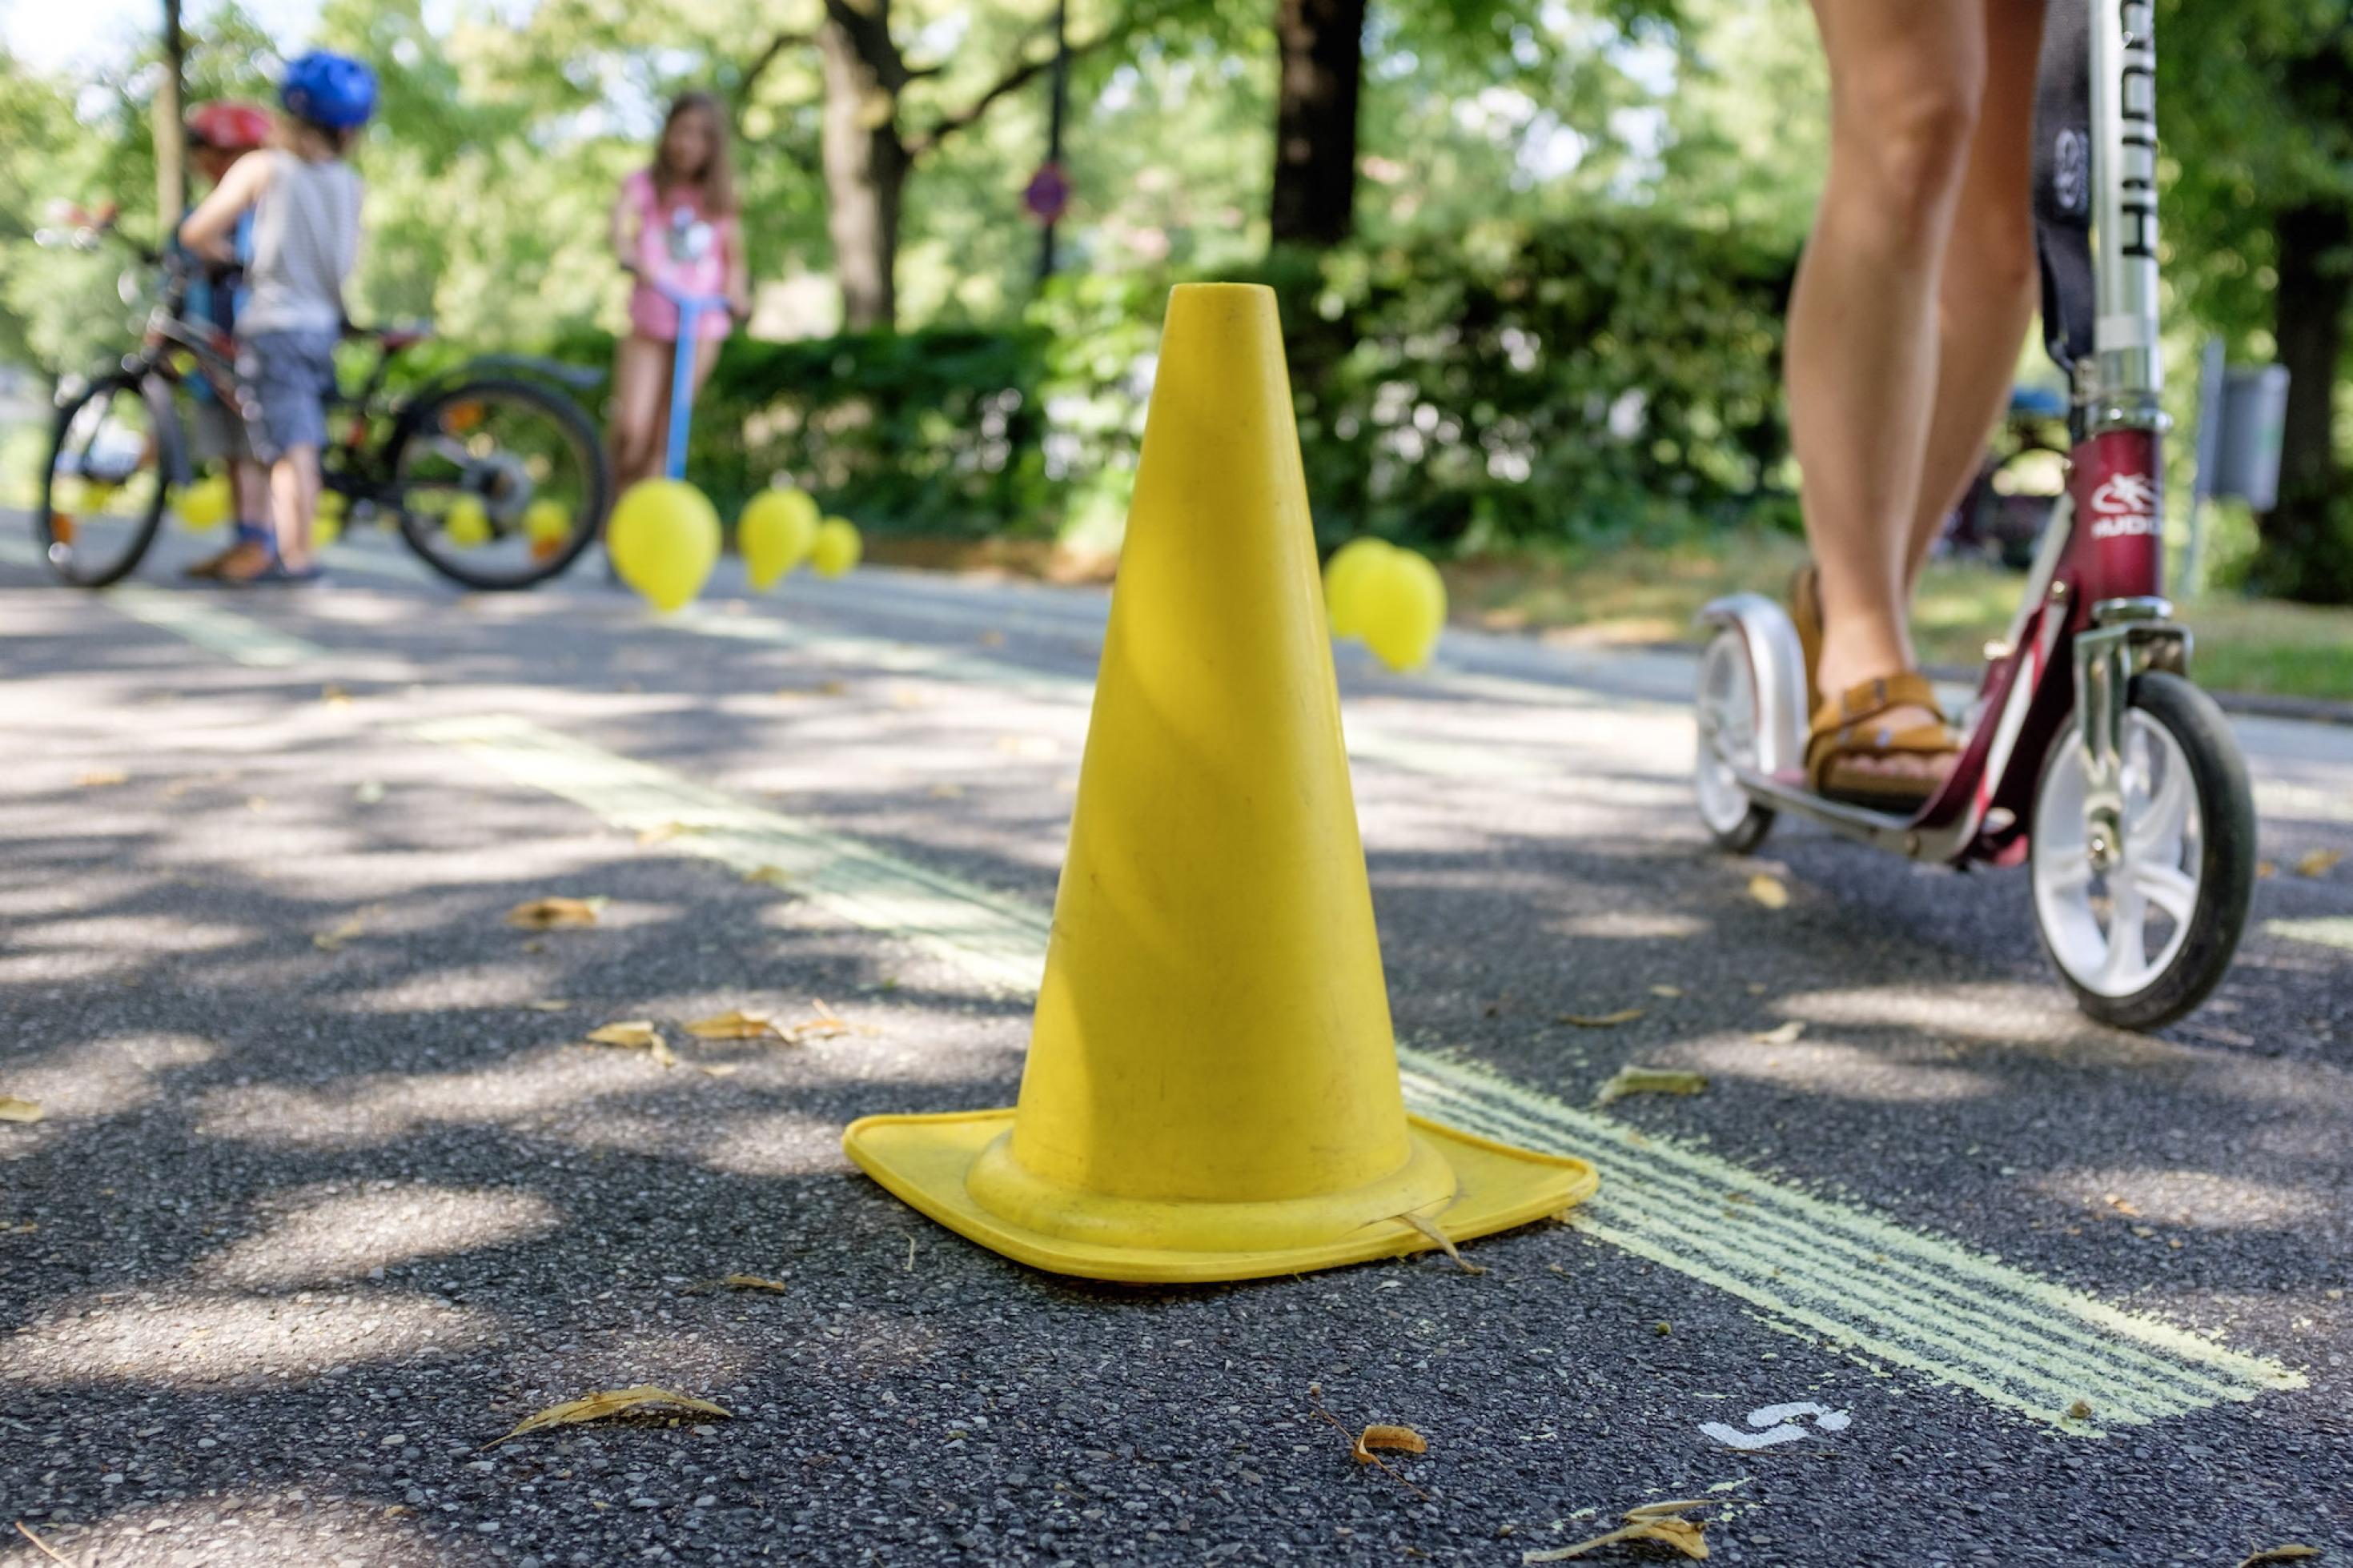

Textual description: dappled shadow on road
[5,562,2353,1564]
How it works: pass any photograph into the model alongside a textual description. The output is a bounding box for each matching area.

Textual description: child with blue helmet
[176,101,272,578]
[179,50,374,583]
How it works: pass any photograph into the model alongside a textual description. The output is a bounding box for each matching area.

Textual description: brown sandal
[1805,672,1958,808]
[1789,564,1825,718]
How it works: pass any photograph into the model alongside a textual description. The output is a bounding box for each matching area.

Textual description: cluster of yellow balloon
[444,495,492,550]
[524,499,573,561]
[174,474,232,531]
[608,479,721,612]
[737,487,818,589]
[810,515,861,579]
[1321,537,1447,672]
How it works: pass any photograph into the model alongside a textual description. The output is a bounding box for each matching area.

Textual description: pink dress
[623,169,737,343]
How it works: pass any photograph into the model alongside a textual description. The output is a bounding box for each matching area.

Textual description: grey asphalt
[2,525,2349,1568]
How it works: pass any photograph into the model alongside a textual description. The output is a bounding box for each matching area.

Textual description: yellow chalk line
[422,712,2303,1430]
[2267,917,2353,953]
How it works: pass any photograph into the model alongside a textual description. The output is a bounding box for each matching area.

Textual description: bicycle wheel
[387,376,609,591]
[38,373,175,588]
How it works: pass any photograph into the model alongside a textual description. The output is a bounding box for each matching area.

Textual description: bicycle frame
[1698,0,2183,870]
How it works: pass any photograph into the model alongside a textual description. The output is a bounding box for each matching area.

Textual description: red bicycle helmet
[188,101,274,150]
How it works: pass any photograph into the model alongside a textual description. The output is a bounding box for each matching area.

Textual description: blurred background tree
[0,0,2346,603]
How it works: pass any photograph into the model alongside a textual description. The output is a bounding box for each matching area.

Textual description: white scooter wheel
[2030,672,2257,1031]
[1694,627,1776,853]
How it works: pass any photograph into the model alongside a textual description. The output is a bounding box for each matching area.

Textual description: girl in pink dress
[607,92,750,487]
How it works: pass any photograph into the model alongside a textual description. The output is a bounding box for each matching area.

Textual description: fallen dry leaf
[246,795,270,812]
[524,999,572,1013]
[717,1274,788,1293]
[1395,1210,1488,1274]
[0,1097,45,1124]
[1648,985,1684,999]
[2256,860,2278,880]
[2235,1548,2321,1568]
[685,1009,785,1041]
[321,684,351,708]
[489,1386,730,1447]
[1596,1067,1708,1106]
[1747,872,1789,909]
[2065,1398,2094,1421]
[14,1520,72,1565]
[1309,1384,1427,1501]
[75,768,130,788]
[1353,1424,1427,1463]
[507,896,606,929]
[2294,848,2343,878]
[1560,1008,1645,1029]
[817,679,849,696]
[741,864,793,886]
[636,822,688,846]
[697,1062,741,1078]
[313,916,365,952]
[585,1021,677,1068]
[927,782,966,799]
[355,780,387,805]
[789,999,865,1041]
[1524,1499,1717,1563]
[1752,1021,1805,1046]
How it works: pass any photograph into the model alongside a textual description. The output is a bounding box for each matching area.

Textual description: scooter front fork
[2069,595,2190,872]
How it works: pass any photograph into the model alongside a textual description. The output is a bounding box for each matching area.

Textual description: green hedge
[488,209,1804,549]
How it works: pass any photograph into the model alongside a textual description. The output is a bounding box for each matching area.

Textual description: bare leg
[271,444,322,571]
[231,458,271,527]
[1904,0,2048,590]
[608,335,672,490]
[1787,0,1986,779]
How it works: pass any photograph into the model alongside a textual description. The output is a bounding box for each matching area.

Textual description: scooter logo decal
[1699,1402,1852,1451]
[2088,473,2158,539]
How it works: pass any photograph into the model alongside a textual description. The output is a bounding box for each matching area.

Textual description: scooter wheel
[2029,672,2256,1031]
[1694,627,1776,854]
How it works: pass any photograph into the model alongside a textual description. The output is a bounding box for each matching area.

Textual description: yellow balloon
[175,474,231,530]
[445,495,492,548]
[809,515,861,579]
[1321,536,1394,640]
[738,487,820,590]
[609,478,721,612]
[1356,547,1447,674]
[311,504,342,547]
[524,498,572,543]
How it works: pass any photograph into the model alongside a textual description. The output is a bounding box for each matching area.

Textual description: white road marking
[424,713,2307,1431]
[0,530,327,666]
[2267,917,2353,952]
[1699,1402,1851,1450]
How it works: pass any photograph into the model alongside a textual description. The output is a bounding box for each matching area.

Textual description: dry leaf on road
[636,822,689,846]
[1395,1210,1488,1274]
[1752,1021,1806,1046]
[1524,1499,1717,1563]
[1596,1067,1708,1107]
[2235,1548,2321,1568]
[686,1009,785,1041]
[525,999,572,1013]
[585,1021,677,1068]
[489,1386,731,1447]
[75,768,130,788]
[1648,985,1684,999]
[1560,1009,1645,1029]
[717,1274,788,1293]
[2294,848,2343,878]
[742,864,793,886]
[313,916,366,952]
[1748,873,1790,909]
[1353,1425,1427,1463]
[508,896,606,929]
[0,1097,44,1124]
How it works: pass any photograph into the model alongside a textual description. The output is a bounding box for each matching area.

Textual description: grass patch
[1444,534,2353,705]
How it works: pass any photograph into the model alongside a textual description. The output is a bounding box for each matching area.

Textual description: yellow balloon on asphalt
[609,478,721,612]
[175,474,231,530]
[1356,547,1447,673]
[809,516,861,579]
[1321,536,1394,640]
[445,495,492,548]
[311,491,343,547]
[738,487,820,589]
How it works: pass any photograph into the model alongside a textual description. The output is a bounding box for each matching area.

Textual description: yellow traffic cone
[842,284,1594,1283]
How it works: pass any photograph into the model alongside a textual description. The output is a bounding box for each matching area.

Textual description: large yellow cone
[842,283,1593,1283]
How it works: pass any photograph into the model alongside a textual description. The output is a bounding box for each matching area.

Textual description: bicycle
[33,207,612,592]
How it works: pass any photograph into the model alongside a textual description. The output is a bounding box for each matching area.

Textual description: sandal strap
[1809,671,1943,734]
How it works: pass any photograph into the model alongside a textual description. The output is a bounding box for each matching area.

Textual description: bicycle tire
[387,375,611,592]
[37,372,177,589]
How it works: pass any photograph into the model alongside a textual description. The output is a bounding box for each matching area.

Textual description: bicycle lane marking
[416,711,2305,1432]
[0,532,328,668]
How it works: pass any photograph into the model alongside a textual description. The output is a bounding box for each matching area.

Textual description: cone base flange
[842,1110,1596,1285]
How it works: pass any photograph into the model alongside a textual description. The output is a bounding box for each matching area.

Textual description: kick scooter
[652,277,733,481]
[1692,0,2256,1031]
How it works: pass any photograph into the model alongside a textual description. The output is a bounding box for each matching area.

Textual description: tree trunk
[2255,199,2353,603]
[1269,0,1363,248]
[819,4,908,332]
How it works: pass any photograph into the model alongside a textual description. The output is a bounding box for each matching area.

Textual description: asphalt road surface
[2,523,2349,1568]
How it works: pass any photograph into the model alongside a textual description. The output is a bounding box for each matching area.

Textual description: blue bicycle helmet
[280,50,377,130]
